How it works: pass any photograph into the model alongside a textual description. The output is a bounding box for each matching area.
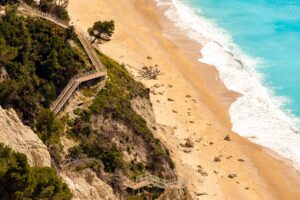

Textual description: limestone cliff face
[0,106,51,167]
[131,96,156,132]
[60,169,118,200]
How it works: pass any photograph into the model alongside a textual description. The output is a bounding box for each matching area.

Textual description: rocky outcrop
[60,169,118,200]
[0,67,9,83]
[158,186,193,200]
[131,96,156,132]
[0,106,51,167]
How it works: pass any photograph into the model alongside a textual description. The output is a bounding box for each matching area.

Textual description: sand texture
[68,0,300,199]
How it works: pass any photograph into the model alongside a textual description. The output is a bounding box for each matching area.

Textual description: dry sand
[68,0,300,199]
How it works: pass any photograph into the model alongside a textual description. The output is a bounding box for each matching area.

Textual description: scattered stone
[197,170,208,176]
[153,84,160,88]
[172,110,178,113]
[186,95,191,98]
[238,158,245,162]
[167,98,175,101]
[195,192,208,196]
[156,100,160,103]
[213,170,219,174]
[184,138,194,148]
[224,135,231,141]
[151,90,157,95]
[245,187,249,190]
[189,121,194,124]
[139,66,160,79]
[226,156,232,159]
[147,55,152,60]
[214,157,221,162]
[197,165,208,176]
[183,149,192,153]
[228,174,237,179]
[236,181,240,184]
[209,142,214,145]
[168,84,173,88]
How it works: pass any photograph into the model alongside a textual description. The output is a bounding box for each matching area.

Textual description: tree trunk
[91,37,98,44]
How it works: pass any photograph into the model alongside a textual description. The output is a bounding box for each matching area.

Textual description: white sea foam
[155,0,300,169]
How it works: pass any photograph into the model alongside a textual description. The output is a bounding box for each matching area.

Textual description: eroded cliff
[0,106,51,167]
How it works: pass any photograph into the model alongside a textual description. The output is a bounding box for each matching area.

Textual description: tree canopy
[0,37,17,67]
[0,143,72,199]
[38,0,70,21]
[0,7,84,125]
[88,20,115,43]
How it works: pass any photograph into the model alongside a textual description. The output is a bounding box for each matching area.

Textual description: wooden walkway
[18,3,107,115]
[123,174,178,190]
[50,71,105,115]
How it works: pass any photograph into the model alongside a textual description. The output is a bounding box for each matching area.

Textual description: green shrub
[0,143,72,199]
[0,9,84,125]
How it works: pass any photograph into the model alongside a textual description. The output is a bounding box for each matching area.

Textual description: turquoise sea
[190,0,300,116]
[155,0,300,169]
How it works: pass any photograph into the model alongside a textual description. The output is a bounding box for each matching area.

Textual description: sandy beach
[68,0,300,199]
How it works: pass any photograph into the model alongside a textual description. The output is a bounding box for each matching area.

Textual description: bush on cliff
[0,7,83,125]
[0,143,72,199]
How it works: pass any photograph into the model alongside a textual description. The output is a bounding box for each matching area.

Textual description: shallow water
[190,0,300,117]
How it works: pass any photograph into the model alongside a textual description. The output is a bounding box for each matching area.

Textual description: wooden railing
[18,2,107,114]
[123,174,178,190]
[50,71,105,115]
[74,26,106,72]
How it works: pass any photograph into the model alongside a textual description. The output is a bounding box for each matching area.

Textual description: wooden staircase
[123,174,178,190]
[19,2,107,114]
[50,71,105,115]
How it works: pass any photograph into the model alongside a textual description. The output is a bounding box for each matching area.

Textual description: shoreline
[68,0,300,199]
[162,0,300,172]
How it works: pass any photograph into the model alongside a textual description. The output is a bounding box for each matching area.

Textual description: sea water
[155,0,300,169]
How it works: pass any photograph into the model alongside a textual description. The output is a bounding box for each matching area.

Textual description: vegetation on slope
[0,143,72,199]
[0,2,176,199]
[0,7,85,164]
[67,53,175,192]
[0,0,70,21]
[0,7,82,124]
